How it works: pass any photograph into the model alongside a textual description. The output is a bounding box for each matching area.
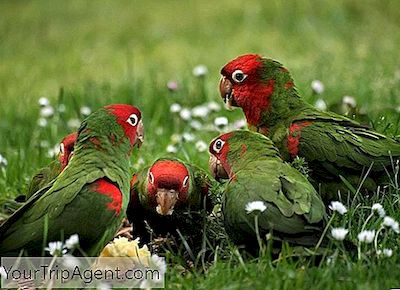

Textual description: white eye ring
[126,113,139,126]
[59,143,65,155]
[232,69,247,83]
[149,172,155,184]
[213,139,225,153]
[182,176,189,187]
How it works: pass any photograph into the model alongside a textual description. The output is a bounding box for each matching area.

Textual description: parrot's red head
[220,54,291,127]
[208,132,233,180]
[59,132,78,169]
[105,104,144,148]
[146,159,190,215]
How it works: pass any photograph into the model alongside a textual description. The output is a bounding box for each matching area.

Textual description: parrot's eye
[126,113,139,126]
[149,172,155,184]
[213,139,225,153]
[232,70,247,83]
[182,176,189,187]
[59,143,65,155]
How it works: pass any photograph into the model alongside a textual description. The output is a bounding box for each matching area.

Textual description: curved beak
[136,120,144,148]
[209,155,229,181]
[156,188,178,215]
[219,76,237,110]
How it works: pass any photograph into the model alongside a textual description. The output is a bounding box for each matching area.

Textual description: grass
[0,0,400,289]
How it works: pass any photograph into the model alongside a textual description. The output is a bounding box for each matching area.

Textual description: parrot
[0,104,144,256]
[26,132,78,200]
[208,130,326,249]
[219,54,400,199]
[0,133,77,220]
[127,158,213,244]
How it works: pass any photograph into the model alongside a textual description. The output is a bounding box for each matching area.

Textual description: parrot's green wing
[224,159,325,238]
[293,109,400,175]
[0,181,55,237]
[26,160,62,200]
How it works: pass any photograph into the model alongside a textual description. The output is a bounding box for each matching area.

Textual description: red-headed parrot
[219,54,400,199]
[127,158,213,243]
[26,132,78,200]
[0,104,144,256]
[209,130,325,249]
[0,133,77,218]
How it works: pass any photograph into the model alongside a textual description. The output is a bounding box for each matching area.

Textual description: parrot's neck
[228,147,281,178]
[260,89,309,130]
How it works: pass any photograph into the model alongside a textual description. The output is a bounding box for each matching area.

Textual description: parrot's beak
[136,120,144,148]
[209,155,229,181]
[219,76,237,110]
[156,188,178,215]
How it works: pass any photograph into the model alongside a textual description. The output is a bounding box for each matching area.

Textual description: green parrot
[127,158,213,244]
[219,54,400,199]
[0,133,77,219]
[27,132,78,200]
[208,130,325,249]
[0,104,144,256]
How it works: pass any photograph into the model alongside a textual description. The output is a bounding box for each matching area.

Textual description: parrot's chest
[222,187,257,243]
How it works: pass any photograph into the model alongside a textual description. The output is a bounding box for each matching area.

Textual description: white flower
[45,241,67,256]
[371,203,386,217]
[233,119,247,129]
[149,254,167,281]
[192,65,208,77]
[62,254,81,269]
[377,248,393,257]
[167,81,178,91]
[191,105,209,118]
[38,97,50,107]
[58,104,66,113]
[155,127,164,135]
[136,157,145,166]
[97,283,112,290]
[383,248,393,257]
[357,230,375,243]
[47,144,60,158]
[311,80,325,94]
[195,140,208,152]
[315,98,327,111]
[0,154,7,167]
[0,266,7,278]
[37,117,48,127]
[342,95,357,108]
[190,120,203,130]
[40,140,50,148]
[40,106,55,118]
[179,108,191,121]
[331,227,349,241]
[328,201,347,215]
[207,101,221,112]
[182,132,195,142]
[383,216,400,233]
[245,201,267,214]
[166,144,178,153]
[80,106,91,116]
[65,234,79,249]
[170,134,182,144]
[214,116,228,127]
[170,103,182,113]
[67,118,81,129]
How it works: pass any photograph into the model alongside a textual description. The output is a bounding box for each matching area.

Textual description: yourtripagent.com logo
[1,257,165,288]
